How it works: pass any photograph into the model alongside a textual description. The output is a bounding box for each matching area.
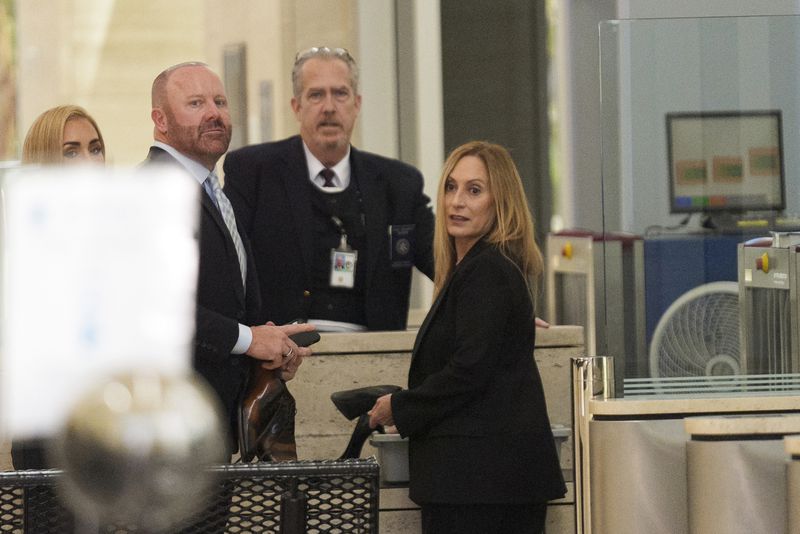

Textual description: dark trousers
[421,502,548,534]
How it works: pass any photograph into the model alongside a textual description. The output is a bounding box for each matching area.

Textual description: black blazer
[391,241,566,505]
[143,146,261,444]
[223,135,435,330]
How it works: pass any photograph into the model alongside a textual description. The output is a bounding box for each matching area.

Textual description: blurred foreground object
[0,166,198,439]
[52,371,226,531]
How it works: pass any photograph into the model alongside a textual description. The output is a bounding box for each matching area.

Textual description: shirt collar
[302,141,351,192]
[152,141,215,185]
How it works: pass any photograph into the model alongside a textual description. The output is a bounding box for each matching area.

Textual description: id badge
[389,224,415,268]
[330,247,357,288]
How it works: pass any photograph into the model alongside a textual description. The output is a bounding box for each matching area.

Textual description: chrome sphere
[52,372,227,531]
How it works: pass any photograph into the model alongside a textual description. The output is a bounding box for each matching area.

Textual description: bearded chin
[206,135,229,149]
[199,131,231,155]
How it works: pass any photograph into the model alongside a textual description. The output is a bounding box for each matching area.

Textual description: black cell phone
[289,331,321,347]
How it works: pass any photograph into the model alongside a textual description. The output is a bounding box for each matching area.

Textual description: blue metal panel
[644,234,742,343]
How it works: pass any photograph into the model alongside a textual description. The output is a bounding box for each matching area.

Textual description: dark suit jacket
[223,135,434,330]
[391,240,566,505]
[143,146,261,447]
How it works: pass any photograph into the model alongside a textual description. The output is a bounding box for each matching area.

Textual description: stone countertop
[590,394,800,417]
[313,325,584,355]
[684,413,800,436]
[784,435,800,455]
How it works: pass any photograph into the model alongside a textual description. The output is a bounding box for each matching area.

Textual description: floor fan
[649,282,740,378]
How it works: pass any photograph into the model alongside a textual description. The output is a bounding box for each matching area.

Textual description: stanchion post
[280,478,308,534]
[571,356,615,534]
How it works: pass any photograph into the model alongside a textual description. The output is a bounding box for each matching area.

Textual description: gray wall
[440,0,551,241]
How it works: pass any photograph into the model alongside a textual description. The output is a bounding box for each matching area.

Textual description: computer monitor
[666,110,785,215]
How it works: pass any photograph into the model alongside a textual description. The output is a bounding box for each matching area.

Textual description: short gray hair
[291,47,359,98]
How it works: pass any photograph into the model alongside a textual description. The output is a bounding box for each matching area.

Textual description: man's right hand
[246,321,316,369]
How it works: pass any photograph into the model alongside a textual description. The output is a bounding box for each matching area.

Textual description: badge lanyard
[330,215,358,288]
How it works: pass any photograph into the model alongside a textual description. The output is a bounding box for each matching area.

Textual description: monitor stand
[700,212,740,231]
[699,211,793,234]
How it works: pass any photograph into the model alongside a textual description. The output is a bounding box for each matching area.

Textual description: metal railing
[624,373,800,397]
[0,458,380,533]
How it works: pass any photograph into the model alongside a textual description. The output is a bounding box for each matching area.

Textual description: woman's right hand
[368,394,395,428]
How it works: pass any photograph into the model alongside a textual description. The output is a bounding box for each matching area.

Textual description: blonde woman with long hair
[13,103,106,533]
[369,141,565,534]
[14,104,107,474]
[22,104,105,165]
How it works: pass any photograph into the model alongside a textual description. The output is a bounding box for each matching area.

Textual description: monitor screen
[666,110,785,214]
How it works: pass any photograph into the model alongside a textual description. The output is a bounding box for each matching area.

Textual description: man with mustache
[143,62,315,456]
[224,48,435,333]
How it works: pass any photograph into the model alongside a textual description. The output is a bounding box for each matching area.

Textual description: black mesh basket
[0,458,380,533]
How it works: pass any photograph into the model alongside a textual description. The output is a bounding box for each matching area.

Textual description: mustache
[199,120,228,133]
[318,113,341,127]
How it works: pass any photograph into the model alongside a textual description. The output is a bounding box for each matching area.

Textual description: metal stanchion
[571,356,615,534]
[280,478,308,534]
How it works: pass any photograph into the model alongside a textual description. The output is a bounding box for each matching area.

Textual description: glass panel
[600,15,800,393]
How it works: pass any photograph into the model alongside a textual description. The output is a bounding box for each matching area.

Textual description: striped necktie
[206,172,247,288]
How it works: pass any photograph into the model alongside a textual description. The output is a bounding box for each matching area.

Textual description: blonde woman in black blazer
[369,141,566,534]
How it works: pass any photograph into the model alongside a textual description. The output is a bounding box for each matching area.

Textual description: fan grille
[650,282,740,378]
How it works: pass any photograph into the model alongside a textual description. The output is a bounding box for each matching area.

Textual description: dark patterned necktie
[320,168,336,187]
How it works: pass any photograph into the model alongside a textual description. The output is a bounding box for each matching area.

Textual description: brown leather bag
[237,363,298,462]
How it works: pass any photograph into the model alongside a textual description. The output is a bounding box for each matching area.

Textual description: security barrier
[0,458,380,533]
